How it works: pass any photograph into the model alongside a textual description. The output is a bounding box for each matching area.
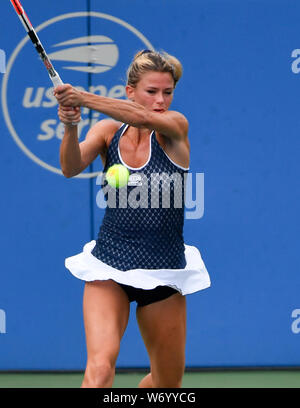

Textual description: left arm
[54,85,188,142]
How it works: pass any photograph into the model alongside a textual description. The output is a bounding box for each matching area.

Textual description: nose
[156,92,164,105]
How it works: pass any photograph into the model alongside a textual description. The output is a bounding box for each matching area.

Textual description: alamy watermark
[0,309,6,334]
[291,309,300,334]
[96,171,204,219]
[0,48,6,74]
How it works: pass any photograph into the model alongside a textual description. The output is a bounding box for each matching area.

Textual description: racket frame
[10,0,63,87]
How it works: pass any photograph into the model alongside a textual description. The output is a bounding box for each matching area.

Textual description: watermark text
[291,309,300,334]
[96,171,204,220]
[0,309,6,334]
[0,48,6,73]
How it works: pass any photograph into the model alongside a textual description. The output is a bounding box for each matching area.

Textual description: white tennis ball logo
[106,164,130,188]
[47,35,119,74]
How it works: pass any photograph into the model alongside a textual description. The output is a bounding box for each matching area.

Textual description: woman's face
[126,71,174,113]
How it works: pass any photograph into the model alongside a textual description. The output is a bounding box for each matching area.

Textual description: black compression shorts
[118,283,178,307]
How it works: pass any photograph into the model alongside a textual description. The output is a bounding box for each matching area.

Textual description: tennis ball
[106,164,130,188]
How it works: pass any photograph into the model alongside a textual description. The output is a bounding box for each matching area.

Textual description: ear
[126,85,135,101]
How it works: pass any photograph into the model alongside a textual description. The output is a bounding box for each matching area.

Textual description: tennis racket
[10,0,63,87]
[10,0,79,124]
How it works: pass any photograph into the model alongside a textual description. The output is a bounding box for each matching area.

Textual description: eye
[147,90,155,94]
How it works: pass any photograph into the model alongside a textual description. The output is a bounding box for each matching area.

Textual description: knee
[82,359,115,388]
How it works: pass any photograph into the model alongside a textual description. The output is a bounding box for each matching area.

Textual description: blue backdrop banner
[0,0,299,370]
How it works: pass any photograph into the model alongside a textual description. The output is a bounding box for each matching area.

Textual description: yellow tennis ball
[106,164,130,188]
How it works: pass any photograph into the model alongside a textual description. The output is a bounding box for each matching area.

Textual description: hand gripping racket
[10,0,63,87]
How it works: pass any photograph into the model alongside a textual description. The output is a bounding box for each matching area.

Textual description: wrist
[64,122,78,129]
[79,90,88,107]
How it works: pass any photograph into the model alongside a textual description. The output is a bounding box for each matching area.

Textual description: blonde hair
[126,50,183,88]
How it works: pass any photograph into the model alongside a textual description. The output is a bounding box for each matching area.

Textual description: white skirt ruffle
[65,240,211,296]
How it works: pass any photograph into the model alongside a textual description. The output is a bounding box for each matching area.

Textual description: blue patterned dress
[65,124,210,295]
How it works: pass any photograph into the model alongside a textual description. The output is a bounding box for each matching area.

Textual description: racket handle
[51,73,80,126]
[50,72,63,88]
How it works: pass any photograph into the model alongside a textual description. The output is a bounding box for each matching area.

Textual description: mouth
[153,108,165,113]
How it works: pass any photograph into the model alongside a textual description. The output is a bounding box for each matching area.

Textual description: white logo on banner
[0,309,6,334]
[1,12,154,177]
[48,35,119,74]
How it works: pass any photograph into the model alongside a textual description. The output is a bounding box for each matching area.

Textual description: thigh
[83,279,130,365]
[136,292,186,387]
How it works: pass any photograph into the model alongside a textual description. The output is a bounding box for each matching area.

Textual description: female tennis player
[55,50,210,388]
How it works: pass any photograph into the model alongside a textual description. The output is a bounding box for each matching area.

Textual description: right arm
[58,105,119,178]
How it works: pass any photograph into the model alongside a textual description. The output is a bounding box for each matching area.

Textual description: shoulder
[79,119,122,166]
[88,118,121,136]
[168,110,189,133]
[154,110,189,144]
[86,118,122,145]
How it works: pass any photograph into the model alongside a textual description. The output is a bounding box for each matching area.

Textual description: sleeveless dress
[65,124,210,295]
